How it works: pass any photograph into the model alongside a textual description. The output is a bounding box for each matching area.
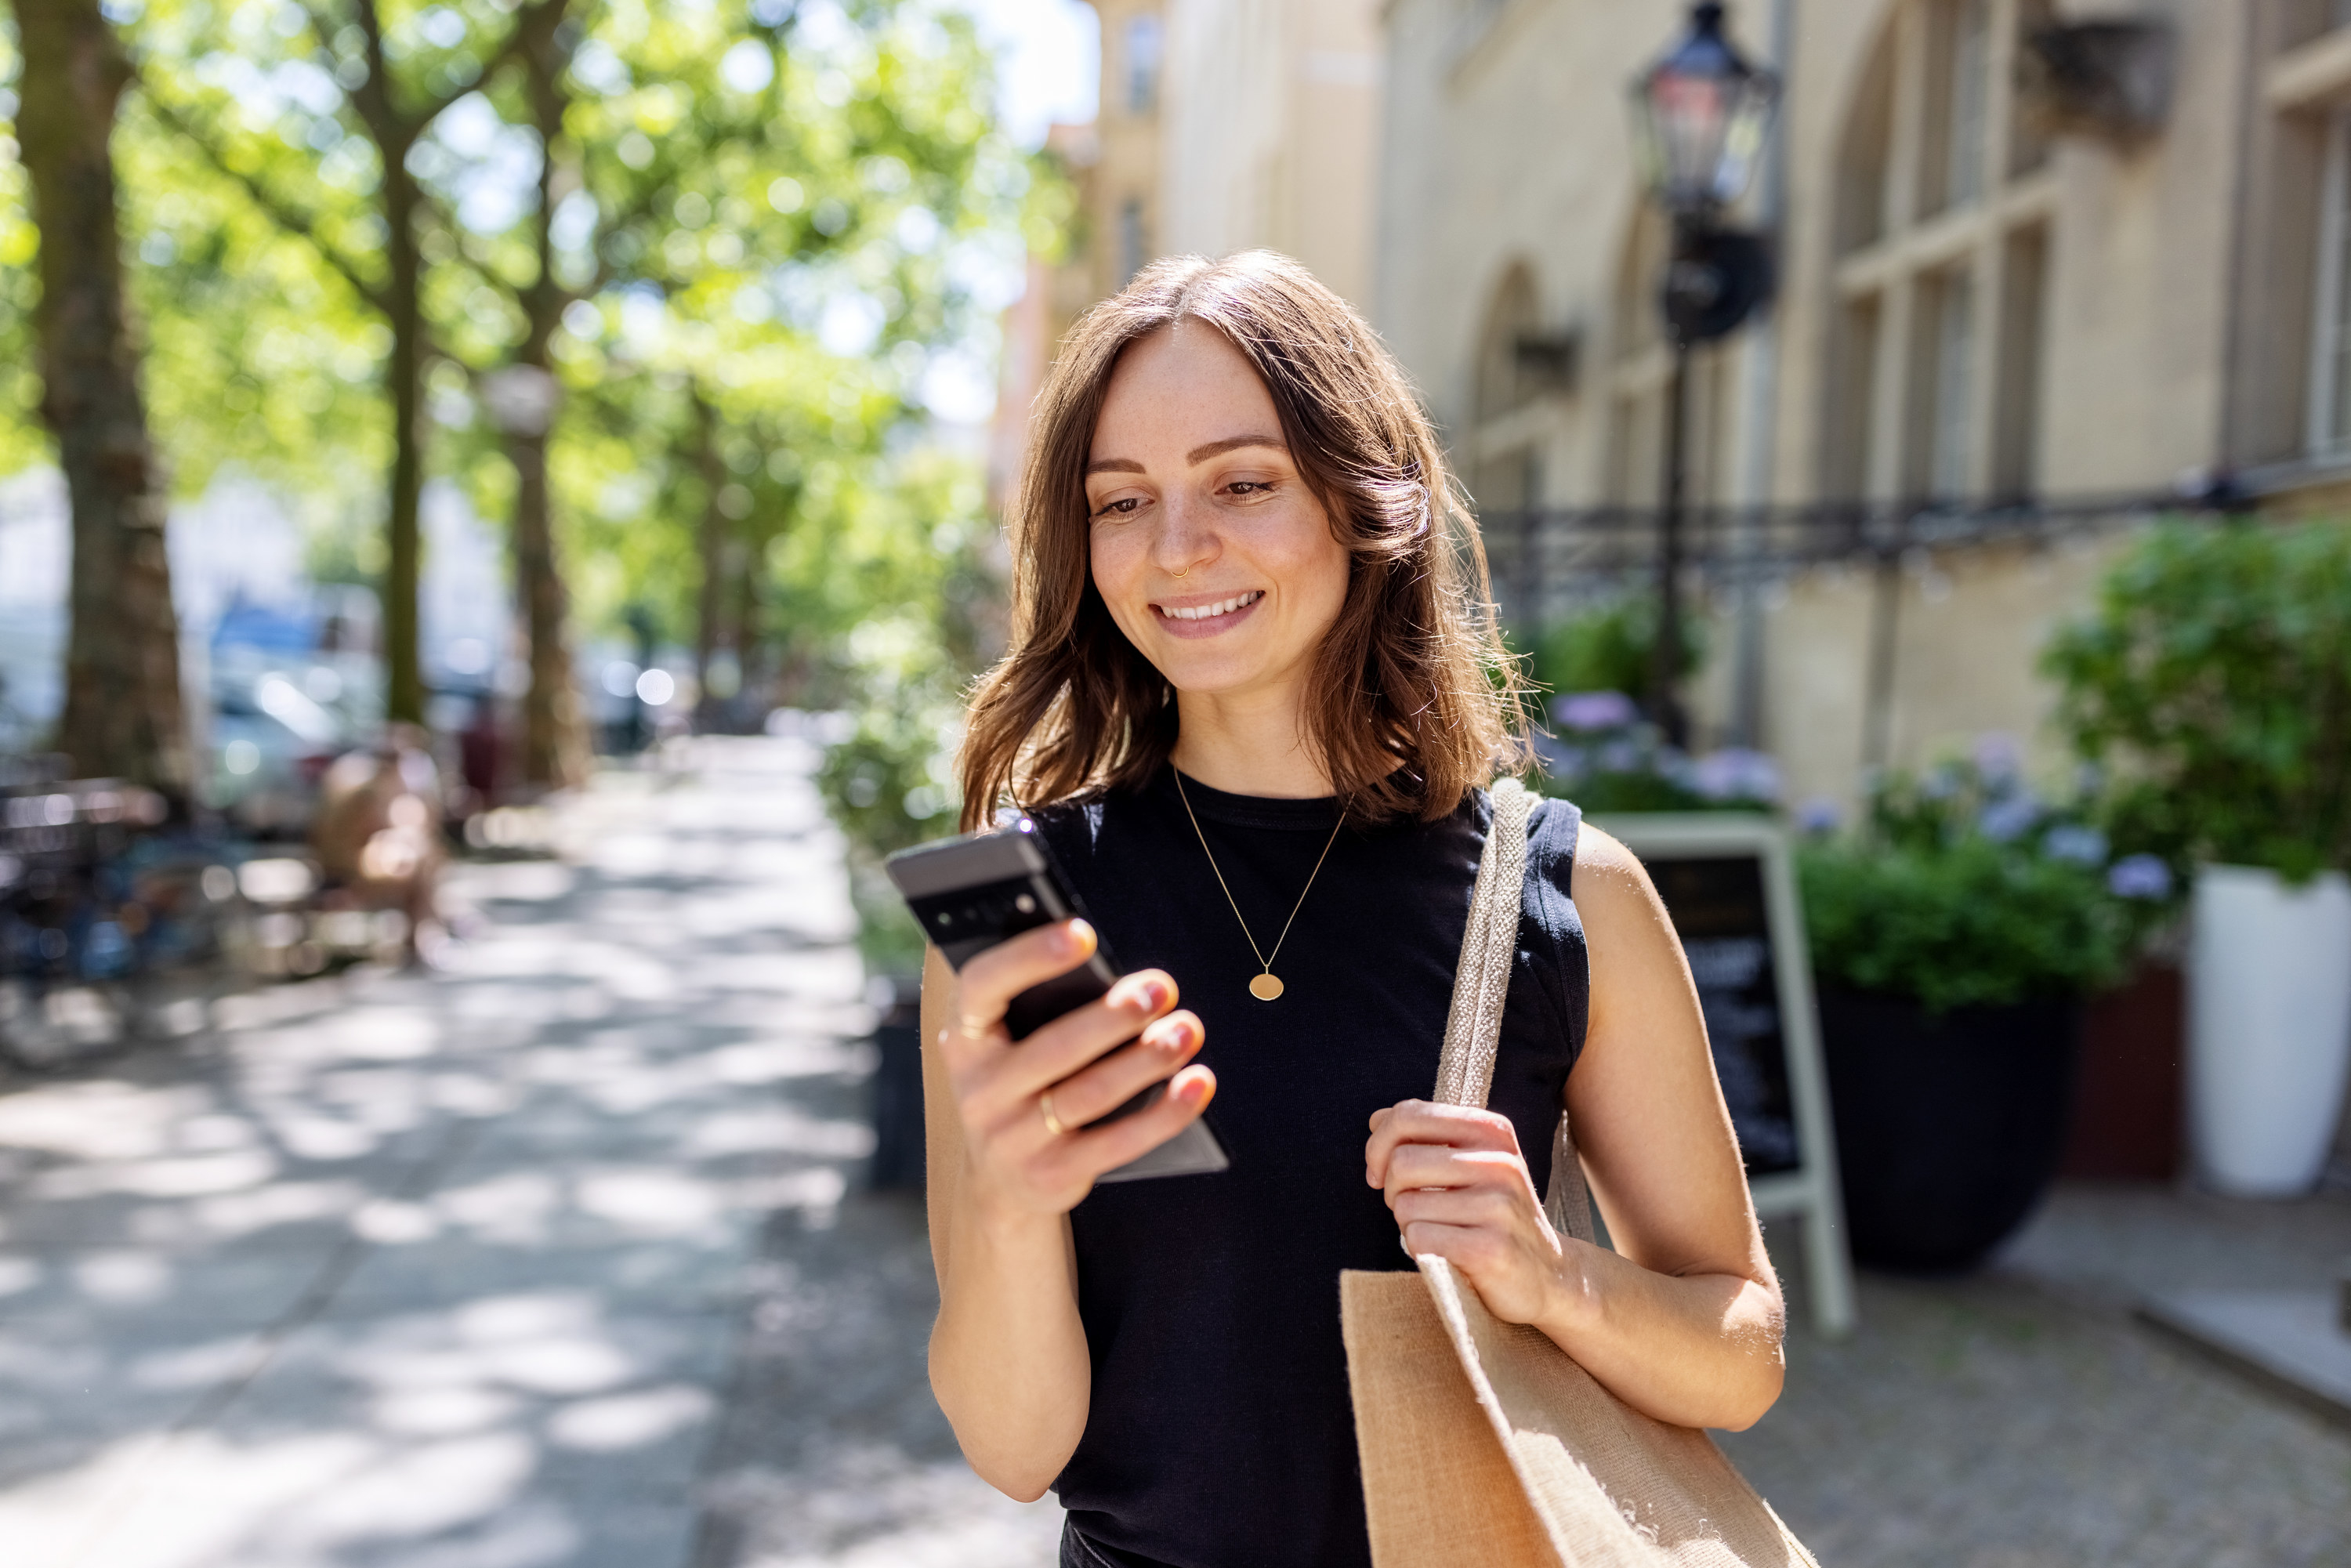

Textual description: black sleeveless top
[1031,768,1590,1568]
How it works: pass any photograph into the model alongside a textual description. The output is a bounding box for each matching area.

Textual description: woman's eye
[1092,496,1143,520]
[1225,480,1272,497]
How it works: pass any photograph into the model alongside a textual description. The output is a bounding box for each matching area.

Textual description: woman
[922,252,1784,1568]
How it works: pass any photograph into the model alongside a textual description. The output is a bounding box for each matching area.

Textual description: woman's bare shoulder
[1570,823,1663,917]
[1567,822,1688,994]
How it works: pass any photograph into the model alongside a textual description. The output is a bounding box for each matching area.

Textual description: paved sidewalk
[1721,1190,2351,1566]
[0,739,1052,1568]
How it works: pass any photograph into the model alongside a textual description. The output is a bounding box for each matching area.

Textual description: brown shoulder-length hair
[958,249,1528,831]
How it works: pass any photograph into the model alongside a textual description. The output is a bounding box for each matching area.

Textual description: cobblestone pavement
[1724,1190,2351,1567]
[6,738,2346,1567]
[0,738,1054,1568]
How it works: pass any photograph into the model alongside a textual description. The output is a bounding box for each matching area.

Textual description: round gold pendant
[1249,972,1285,1001]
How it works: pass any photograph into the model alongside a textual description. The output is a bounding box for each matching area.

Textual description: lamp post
[1628,2,1777,748]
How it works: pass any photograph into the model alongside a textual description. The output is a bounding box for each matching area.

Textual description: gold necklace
[1173,768,1346,1001]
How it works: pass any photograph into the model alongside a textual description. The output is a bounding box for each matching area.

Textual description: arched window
[1472,263,1545,522]
[1604,206,1728,509]
[1468,263,1581,623]
[1823,0,2054,504]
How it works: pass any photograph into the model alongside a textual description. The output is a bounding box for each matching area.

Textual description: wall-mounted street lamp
[1628,2,1777,747]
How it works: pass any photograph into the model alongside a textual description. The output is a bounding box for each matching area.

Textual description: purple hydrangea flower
[1972,731,2024,781]
[2107,854,2174,900]
[1552,690,1640,733]
[1598,739,1643,775]
[1531,734,1585,782]
[1693,748,1782,803]
[2041,824,2109,865]
[1795,797,1842,834]
[1977,794,2042,842]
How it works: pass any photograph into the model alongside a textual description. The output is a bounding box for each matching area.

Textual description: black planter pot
[1818,987,2083,1274]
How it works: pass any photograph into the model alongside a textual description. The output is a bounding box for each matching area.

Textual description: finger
[1382,1146,1531,1210]
[1031,1010,1202,1128]
[1052,1064,1216,1179]
[980,971,1180,1111]
[1392,1182,1514,1230]
[1400,1219,1505,1270]
[953,920,1097,1033]
[1364,1100,1519,1186]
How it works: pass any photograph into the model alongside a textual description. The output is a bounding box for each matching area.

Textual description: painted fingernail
[1137,979,1168,1011]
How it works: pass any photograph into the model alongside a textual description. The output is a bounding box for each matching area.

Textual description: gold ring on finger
[1039,1089,1068,1138]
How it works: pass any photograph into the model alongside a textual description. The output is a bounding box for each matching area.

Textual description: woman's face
[1085,322,1351,704]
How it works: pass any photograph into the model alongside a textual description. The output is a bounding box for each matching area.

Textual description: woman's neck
[1169,683,1332,798]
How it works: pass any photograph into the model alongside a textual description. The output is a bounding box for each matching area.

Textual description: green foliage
[0,0,1061,972]
[2041,518,2351,883]
[1800,837,2134,1014]
[1522,594,1704,701]
[0,23,46,477]
[1799,755,2168,1014]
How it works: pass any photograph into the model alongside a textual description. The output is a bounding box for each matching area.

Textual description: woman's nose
[1152,500,1217,578]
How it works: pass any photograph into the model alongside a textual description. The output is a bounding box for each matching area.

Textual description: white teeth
[1160,591,1261,621]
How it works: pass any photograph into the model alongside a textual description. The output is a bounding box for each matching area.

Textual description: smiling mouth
[1154,590,1263,622]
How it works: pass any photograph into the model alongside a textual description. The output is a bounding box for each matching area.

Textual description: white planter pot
[2187,864,2351,1197]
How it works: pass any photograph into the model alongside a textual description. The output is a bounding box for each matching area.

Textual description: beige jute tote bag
[1340,777,1819,1568]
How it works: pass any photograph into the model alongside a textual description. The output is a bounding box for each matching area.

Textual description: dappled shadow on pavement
[0,739,1000,1568]
[690,1190,1062,1568]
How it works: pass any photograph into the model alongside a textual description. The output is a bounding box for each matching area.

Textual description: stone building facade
[994,1,1386,502]
[1378,0,2351,808]
[1071,0,1386,306]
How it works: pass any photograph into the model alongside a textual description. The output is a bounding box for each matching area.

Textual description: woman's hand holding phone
[938,918,1217,1217]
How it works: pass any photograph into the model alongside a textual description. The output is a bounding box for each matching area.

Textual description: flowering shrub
[1532,691,1779,814]
[1799,745,2175,1014]
[2042,518,2351,883]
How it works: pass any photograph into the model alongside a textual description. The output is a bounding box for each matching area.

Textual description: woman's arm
[1364,824,1785,1432]
[922,922,1216,1499]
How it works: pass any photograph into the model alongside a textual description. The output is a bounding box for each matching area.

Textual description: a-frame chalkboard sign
[1592,813,1857,1337]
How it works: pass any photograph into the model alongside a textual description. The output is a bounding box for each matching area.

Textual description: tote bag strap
[1433,778,1597,1247]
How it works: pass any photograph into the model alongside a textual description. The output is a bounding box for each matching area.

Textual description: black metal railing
[1473,491,2244,630]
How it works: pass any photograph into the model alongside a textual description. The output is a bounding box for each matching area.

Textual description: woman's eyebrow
[1186,434,1286,464]
[1083,435,1287,476]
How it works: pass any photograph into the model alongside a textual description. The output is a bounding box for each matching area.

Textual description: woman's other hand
[939,918,1216,1219]
[1364,1100,1578,1326]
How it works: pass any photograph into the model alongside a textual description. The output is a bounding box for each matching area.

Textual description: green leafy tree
[139,0,570,726]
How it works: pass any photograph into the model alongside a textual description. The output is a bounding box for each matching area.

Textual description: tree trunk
[14,0,190,798]
[733,539,761,710]
[509,419,588,788]
[505,11,589,789]
[382,154,426,727]
[693,389,729,733]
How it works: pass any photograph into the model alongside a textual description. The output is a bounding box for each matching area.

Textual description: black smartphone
[885,820,1229,1182]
